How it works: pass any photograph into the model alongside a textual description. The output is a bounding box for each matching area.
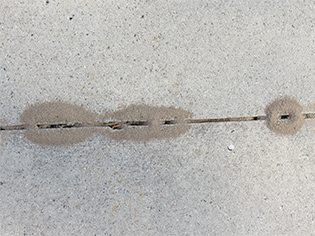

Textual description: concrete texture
[1,0,315,235]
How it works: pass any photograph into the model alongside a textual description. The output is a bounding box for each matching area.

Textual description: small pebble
[227,144,234,151]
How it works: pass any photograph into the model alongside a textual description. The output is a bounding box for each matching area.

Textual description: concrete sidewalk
[1,1,315,235]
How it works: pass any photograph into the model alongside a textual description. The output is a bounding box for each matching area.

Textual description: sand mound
[103,104,193,141]
[265,96,304,135]
[20,102,193,145]
[20,102,97,146]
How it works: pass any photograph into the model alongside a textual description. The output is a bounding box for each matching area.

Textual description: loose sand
[102,104,193,142]
[20,102,97,146]
[20,102,193,145]
[19,97,306,146]
[265,96,304,135]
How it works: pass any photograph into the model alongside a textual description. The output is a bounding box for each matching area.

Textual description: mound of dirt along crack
[265,97,304,135]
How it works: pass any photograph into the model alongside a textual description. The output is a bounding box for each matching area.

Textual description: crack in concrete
[2,114,315,131]
[0,97,314,145]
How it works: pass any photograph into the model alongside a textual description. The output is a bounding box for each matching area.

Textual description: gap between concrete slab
[1,113,315,131]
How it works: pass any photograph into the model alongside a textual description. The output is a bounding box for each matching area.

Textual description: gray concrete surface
[1,0,315,235]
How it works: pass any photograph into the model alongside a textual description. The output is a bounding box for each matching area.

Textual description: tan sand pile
[20,102,193,145]
[102,104,193,141]
[265,96,304,135]
[20,102,97,146]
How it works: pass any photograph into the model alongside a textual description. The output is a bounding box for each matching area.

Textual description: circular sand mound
[265,97,304,135]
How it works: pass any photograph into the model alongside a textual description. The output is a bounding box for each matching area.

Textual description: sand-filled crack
[0,96,314,146]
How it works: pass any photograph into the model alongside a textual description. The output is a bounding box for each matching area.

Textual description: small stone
[227,144,234,151]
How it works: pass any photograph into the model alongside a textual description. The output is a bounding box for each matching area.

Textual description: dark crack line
[1,113,315,131]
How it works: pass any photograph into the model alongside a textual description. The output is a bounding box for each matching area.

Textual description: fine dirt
[19,96,305,146]
[101,104,193,142]
[20,102,98,146]
[20,102,193,145]
[265,96,304,135]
